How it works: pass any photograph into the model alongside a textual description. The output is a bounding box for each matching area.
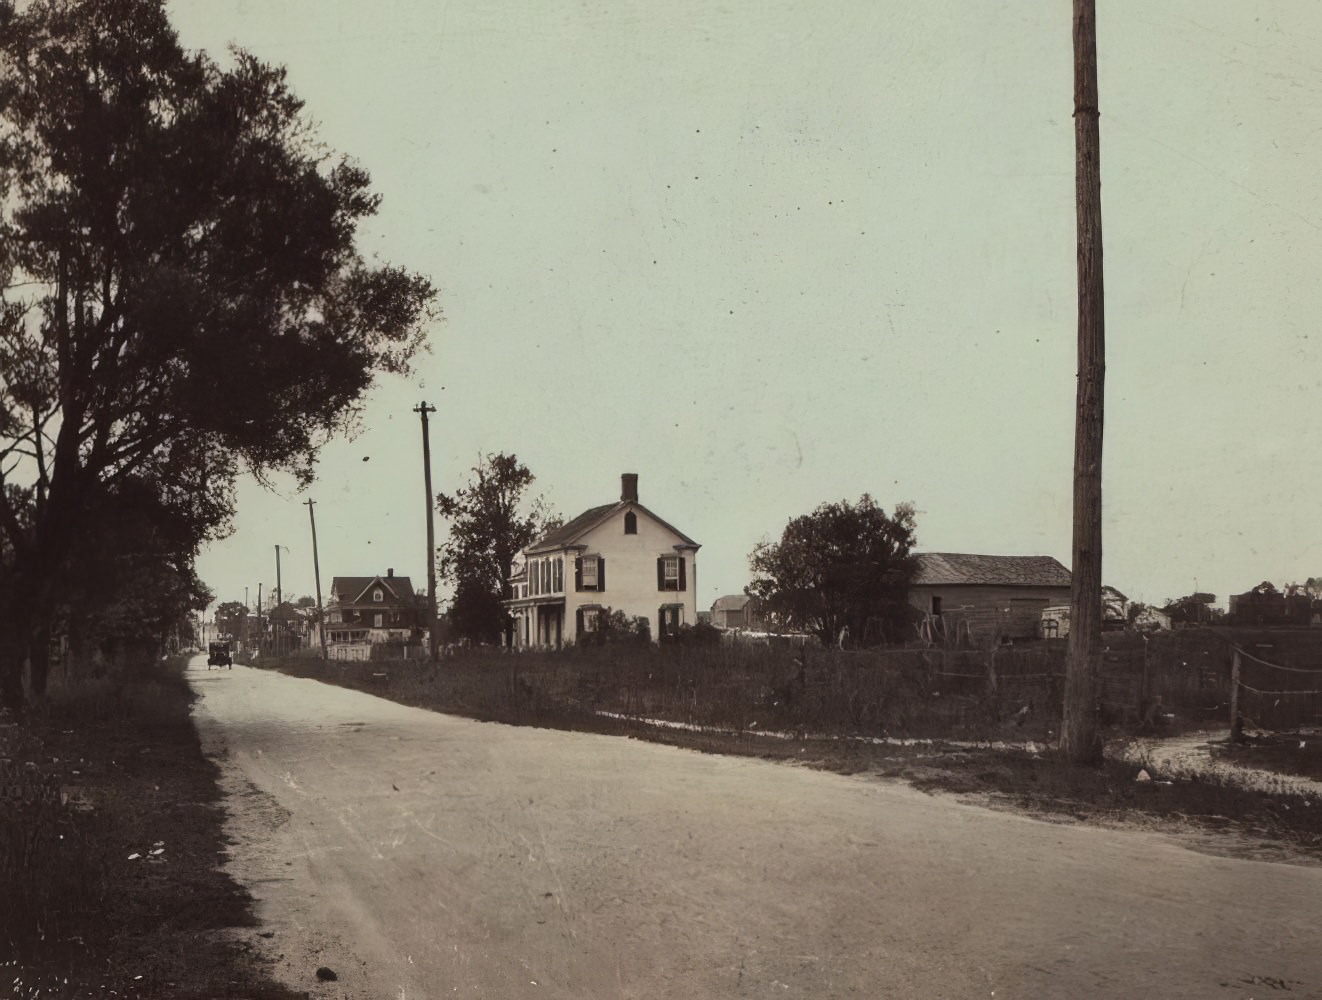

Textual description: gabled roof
[528,504,617,552]
[912,553,1071,588]
[712,594,755,613]
[329,575,415,605]
[526,501,699,554]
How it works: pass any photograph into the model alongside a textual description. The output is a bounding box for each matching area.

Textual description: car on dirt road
[207,641,233,669]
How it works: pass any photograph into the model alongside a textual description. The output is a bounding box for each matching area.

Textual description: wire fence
[1231,636,1322,736]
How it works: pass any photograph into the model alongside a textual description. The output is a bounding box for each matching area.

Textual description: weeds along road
[188,657,1322,999]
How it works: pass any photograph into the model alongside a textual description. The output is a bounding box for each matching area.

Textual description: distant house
[1042,585,1147,639]
[908,552,1072,643]
[1227,584,1313,627]
[711,594,765,630]
[1163,592,1221,628]
[323,570,423,658]
[506,473,700,648]
[1131,605,1172,632]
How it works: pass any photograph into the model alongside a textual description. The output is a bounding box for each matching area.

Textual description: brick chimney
[387,568,394,577]
[621,473,639,503]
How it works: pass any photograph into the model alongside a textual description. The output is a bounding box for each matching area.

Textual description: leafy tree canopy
[213,601,248,641]
[437,453,558,644]
[0,0,437,706]
[748,495,919,646]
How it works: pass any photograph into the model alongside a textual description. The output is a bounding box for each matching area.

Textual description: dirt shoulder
[1,659,305,1000]
[617,724,1322,861]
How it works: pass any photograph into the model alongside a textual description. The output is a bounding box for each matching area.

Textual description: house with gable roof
[323,569,423,654]
[908,552,1072,642]
[506,473,700,648]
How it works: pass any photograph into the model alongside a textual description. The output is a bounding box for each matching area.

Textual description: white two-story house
[506,473,700,648]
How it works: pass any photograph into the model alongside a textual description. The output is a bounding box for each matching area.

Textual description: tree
[1061,0,1107,765]
[57,471,216,672]
[436,454,559,645]
[747,496,918,646]
[0,0,436,709]
[213,601,248,641]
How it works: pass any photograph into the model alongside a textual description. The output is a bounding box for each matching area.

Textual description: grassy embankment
[1,656,303,999]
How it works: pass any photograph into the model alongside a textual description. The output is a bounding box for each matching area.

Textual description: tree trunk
[1061,0,1106,765]
[0,636,24,715]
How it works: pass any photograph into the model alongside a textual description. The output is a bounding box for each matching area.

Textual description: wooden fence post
[986,644,998,698]
[1139,636,1149,705]
[1229,649,1243,743]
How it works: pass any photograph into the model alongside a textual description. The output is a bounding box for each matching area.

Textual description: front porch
[508,597,565,649]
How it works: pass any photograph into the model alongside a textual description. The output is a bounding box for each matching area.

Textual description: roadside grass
[257,645,1322,857]
[1,657,304,999]
[1212,733,1322,784]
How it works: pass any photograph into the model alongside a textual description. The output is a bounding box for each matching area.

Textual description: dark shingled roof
[912,553,1071,588]
[527,504,618,553]
[329,575,416,604]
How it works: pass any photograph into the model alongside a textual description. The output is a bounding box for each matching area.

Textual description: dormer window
[373,589,383,602]
[624,512,637,535]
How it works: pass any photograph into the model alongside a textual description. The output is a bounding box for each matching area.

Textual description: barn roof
[912,553,1071,588]
[712,594,754,613]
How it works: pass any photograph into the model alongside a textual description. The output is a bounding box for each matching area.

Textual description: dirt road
[189,658,1322,998]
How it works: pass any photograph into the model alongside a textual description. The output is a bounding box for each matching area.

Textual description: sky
[173,1,1322,616]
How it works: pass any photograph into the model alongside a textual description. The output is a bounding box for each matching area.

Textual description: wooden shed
[908,552,1072,643]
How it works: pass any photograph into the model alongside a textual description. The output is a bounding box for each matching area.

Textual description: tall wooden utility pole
[1062,0,1106,765]
[306,499,328,661]
[274,544,283,657]
[414,402,440,662]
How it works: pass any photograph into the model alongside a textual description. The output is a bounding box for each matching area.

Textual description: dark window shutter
[598,558,606,592]
[657,558,665,591]
[678,557,687,592]
[576,608,584,636]
[575,558,583,592]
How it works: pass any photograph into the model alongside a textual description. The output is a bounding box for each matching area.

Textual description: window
[624,512,637,534]
[542,559,551,593]
[658,555,684,591]
[581,557,598,589]
[553,558,563,593]
[374,613,384,628]
[659,604,684,638]
[576,605,603,637]
[373,589,383,602]
[931,596,942,616]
